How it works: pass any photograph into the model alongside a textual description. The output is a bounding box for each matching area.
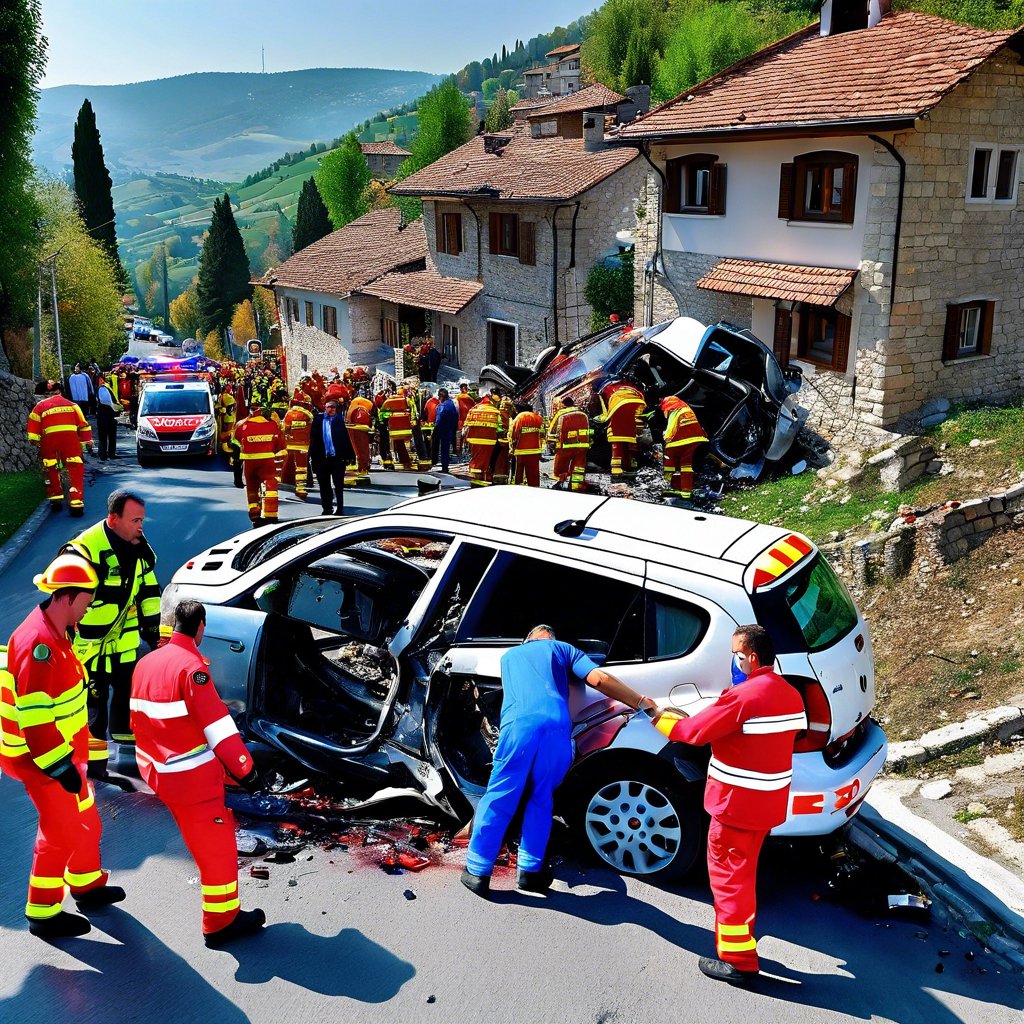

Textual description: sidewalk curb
[887,706,1024,770]
[850,806,1024,973]
[0,501,51,578]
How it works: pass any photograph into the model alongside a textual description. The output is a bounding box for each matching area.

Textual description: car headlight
[192,420,215,440]
[138,422,158,440]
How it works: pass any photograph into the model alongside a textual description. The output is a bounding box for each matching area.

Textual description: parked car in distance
[155,333,177,347]
[481,316,808,473]
[161,487,887,880]
[136,380,217,465]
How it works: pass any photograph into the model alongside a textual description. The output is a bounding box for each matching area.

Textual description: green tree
[251,285,277,344]
[498,68,518,90]
[316,132,371,229]
[292,176,334,253]
[34,179,125,376]
[584,250,635,332]
[71,98,129,291]
[485,89,514,133]
[0,0,47,358]
[197,194,251,335]
[896,0,1024,27]
[482,77,500,101]
[583,0,671,92]
[169,280,202,339]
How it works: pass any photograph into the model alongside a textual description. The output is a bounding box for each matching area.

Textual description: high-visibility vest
[664,400,708,449]
[510,411,544,455]
[601,383,645,443]
[283,405,313,450]
[26,395,92,452]
[548,407,591,450]
[347,397,373,430]
[0,609,89,771]
[382,394,413,438]
[233,415,284,461]
[464,400,500,446]
[70,522,160,671]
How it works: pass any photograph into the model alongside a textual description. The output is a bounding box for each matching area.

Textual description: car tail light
[790,675,832,753]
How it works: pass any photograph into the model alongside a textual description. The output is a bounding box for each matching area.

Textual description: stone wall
[865,434,938,492]
[0,373,38,472]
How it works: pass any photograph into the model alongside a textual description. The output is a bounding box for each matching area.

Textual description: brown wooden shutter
[840,159,858,224]
[488,212,500,254]
[708,163,727,216]
[453,214,463,256]
[833,312,852,372]
[979,300,994,355]
[942,304,962,361]
[664,158,682,215]
[778,163,796,219]
[772,306,792,368]
[519,221,536,266]
[435,211,447,254]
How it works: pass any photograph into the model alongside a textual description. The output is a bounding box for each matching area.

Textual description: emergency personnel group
[2,489,806,982]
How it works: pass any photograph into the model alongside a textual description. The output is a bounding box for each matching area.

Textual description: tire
[137,446,152,468]
[574,761,703,882]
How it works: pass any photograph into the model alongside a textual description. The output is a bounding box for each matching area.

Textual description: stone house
[386,83,648,375]
[360,141,411,180]
[519,43,582,99]
[617,2,1024,436]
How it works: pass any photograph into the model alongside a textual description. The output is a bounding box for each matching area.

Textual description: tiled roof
[265,208,426,296]
[697,258,857,306]
[546,43,581,58]
[618,12,1017,140]
[361,141,411,156]
[510,97,555,116]
[356,269,482,314]
[389,122,639,201]
[525,83,626,119]
[523,63,559,76]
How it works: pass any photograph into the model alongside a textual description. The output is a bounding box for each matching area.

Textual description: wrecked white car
[162,488,886,880]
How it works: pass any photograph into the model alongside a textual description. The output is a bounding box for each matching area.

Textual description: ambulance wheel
[137,446,152,468]
[574,760,702,881]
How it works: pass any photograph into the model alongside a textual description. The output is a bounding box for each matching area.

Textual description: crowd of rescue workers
[6,356,803,987]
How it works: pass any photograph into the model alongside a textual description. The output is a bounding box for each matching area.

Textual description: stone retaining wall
[0,374,38,473]
[865,434,938,492]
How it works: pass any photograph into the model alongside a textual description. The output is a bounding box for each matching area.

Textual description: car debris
[249,865,270,880]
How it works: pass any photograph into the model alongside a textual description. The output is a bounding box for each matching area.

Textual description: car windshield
[232,520,338,571]
[140,390,210,415]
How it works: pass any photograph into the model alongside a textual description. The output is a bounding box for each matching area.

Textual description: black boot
[460,869,491,899]
[29,911,91,938]
[698,957,758,985]
[75,885,126,910]
[204,907,266,948]
[516,865,553,895]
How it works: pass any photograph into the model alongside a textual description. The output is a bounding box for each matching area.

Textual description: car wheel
[137,446,152,467]
[576,764,702,881]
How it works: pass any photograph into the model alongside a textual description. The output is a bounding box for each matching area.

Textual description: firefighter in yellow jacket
[661,396,708,499]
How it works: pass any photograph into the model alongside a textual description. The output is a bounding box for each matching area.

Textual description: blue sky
[40,0,593,87]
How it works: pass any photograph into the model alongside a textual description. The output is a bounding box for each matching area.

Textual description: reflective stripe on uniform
[203,714,238,747]
[741,712,808,735]
[130,697,189,720]
[708,756,792,791]
[136,744,215,773]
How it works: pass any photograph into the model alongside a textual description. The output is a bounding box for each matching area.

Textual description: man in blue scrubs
[462,625,657,897]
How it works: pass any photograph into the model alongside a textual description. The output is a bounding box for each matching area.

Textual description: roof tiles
[618,12,1017,140]
[525,83,626,119]
[356,269,482,314]
[361,141,411,156]
[697,258,857,305]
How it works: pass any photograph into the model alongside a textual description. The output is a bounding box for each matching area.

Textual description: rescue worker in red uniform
[491,392,515,485]
[660,396,708,499]
[652,625,806,984]
[463,393,501,486]
[27,380,93,516]
[509,405,544,487]
[454,382,475,455]
[281,391,314,500]
[1,553,126,938]
[421,389,439,467]
[547,398,590,492]
[346,391,374,484]
[597,381,645,478]
[233,403,284,527]
[381,388,416,471]
[131,599,266,947]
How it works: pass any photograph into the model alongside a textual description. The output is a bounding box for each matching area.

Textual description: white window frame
[486,318,518,365]
[441,322,460,364]
[966,143,1023,205]
[958,304,983,354]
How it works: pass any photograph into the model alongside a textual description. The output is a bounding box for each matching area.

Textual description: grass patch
[986,788,1024,843]
[0,470,46,545]
[954,807,990,825]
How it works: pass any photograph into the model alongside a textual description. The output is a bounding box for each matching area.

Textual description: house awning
[696,258,857,306]
[355,269,482,315]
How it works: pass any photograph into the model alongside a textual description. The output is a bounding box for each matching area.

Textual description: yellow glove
[652,710,686,739]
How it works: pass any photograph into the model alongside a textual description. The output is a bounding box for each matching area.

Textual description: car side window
[647,592,710,661]
[287,573,379,641]
[457,552,644,664]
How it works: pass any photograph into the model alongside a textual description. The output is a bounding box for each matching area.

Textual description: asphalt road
[1,430,1022,1024]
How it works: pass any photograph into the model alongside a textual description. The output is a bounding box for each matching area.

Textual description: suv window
[457,552,645,664]
[783,556,858,651]
[647,593,709,660]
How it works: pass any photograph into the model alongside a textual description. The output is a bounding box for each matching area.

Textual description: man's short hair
[47,587,92,605]
[174,599,207,637]
[438,388,449,400]
[108,490,145,517]
[733,624,775,667]
[526,624,556,642]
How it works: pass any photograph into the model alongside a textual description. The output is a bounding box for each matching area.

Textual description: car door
[194,605,266,711]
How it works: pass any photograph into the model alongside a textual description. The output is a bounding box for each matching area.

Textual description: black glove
[238,764,265,795]
[47,757,83,794]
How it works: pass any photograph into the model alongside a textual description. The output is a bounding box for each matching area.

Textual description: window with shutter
[437,212,462,255]
[772,307,792,368]
[664,158,683,215]
[664,154,724,215]
[435,211,446,253]
[490,212,520,257]
[519,221,536,266]
[797,306,851,371]
[787,152,859,224]
[488,212,501,255]
[943,300,994,360]
[778,163,795,219]
[708,163,727,216]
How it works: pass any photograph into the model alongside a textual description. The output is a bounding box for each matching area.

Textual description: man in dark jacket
[431,387,459,473]
[308,398,353,515]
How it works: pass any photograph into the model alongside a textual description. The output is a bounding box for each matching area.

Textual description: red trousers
[167,797,240,935]
[2,755,107,921]
[243,460,279,522]
[391,435,415,471]
[281,448,309,497]
[610,441,636,477]
[513,453,540,487]
[492,446,510,485]
[347,429,371,481]
[707,817,767,972]
[40,440,85,511]
[553,449,587,490]
[468,443,495,486]
[664,444,698,497]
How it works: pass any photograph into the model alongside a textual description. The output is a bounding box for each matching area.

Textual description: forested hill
[34,67,443,180]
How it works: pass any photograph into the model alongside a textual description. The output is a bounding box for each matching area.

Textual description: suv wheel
[576,766,702,881]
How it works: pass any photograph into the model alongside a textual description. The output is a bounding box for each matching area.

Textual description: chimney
[483,134,512,156]
[618,85,651,125]
[583,112,606,152]
[820,0,887,36]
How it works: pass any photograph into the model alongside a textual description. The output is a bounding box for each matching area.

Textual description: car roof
[646,316,706,364]
[388,487,806,570]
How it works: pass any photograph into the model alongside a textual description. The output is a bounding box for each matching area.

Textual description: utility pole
[48,257,66,389]
[261,46,265,74]
[33,273,43,379]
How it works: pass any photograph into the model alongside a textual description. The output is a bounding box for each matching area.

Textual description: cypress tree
[71,99,129,290]
[197,194,251,335]
[292,177,334,254]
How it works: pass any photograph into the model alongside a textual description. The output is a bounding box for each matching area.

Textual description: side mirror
[254,579,283,615]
